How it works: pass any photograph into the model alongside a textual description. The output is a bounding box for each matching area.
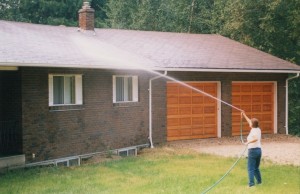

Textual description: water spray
[71,33,247,193]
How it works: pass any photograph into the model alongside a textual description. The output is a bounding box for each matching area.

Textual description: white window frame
[49,74,82,106]
[113,75,138,103]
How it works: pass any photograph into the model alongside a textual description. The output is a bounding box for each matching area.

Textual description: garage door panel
[179,96,191,104]
[252,85,263,92]
[232,82,274,135]
[192,117,203,125]
[192,106,203,114]
[192,129,203,135]
[232,85,240,92]
[168,118,179,126]
[232,115,241,122]
[263,95,272,102]
[167,85,178,94]
[252,105,262,112]
[204,126,217,134]
[204,116,215,124]
[262,114,272,120]
[241,85,252,92]
[179,86,191,94]
[263,104,272,111]
[167,96,178,104]
[167,82,218,140]
[240,105,251,112]
[179,107,191,115]
[168,129,180,137]
[204,96,215,103]
[204,106,215,114]
[204,85,216,93]
[241,95,251,102]
[168,107,178,115]
[232,95,240,103]
[263,85,273,92]
[192,96,203,104]
[179,129,192,136]
[252,95,262,103]
[180,117,191,125]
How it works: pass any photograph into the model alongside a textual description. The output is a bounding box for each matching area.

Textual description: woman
[241,112,262,187]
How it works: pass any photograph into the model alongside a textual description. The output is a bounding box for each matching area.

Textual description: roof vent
[78,1,95,31]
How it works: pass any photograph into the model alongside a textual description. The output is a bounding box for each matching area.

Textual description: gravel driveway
[167,134,300,166]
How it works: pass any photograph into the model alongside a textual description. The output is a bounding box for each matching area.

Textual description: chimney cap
[79,1,95,13]
[83,1,91,8]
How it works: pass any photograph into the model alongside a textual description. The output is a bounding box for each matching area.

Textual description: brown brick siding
[19,68,288,162]
[21,68,155,162]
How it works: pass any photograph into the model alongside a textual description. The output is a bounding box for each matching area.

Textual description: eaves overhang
[1,62,300,74]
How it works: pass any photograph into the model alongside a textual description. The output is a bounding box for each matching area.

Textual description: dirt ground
[166,134,300,166]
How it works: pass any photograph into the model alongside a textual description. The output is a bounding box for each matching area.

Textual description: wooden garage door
[167,82,218,141]
[232,82,274,135]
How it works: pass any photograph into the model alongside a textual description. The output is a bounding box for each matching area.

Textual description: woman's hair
[251,118,259,128]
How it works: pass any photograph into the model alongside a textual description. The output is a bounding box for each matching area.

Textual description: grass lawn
[0,148,299,194]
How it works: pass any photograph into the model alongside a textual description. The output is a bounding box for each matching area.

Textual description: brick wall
[20,67,288,162]
[21,67,158,162]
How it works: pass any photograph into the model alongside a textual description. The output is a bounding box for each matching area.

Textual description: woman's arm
[241,112,252,127]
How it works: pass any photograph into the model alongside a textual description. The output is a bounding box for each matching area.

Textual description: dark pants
[248,148,262,186]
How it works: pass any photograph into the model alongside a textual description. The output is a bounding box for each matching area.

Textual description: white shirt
[247,127,261,149]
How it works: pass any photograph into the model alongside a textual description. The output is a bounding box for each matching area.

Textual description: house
[0,2,299,166]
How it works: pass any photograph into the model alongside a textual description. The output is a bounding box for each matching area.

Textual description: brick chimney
[78,1,95,31]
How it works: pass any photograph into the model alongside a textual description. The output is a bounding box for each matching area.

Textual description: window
[113,75,138,103]
[49,74,82,106]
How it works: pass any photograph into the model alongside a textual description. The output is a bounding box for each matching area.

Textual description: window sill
[113,102,140,107]
[49,105,84,112]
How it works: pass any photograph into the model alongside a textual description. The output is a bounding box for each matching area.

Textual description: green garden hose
[200,116,247,194]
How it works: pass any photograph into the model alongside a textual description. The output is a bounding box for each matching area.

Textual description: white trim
[217,81,221,138]
[166,81,220,84]
[285,73,300,134]
[1,62,300,73]
[157,68,300,74]
[232,81,277,134]
[75,75,83,104]
[0,66,18,70]
[112,75,116,103]
[49,74,83,106]
[273,82,278,134]
[48,75,54,106]
[132,76,138,102]
[113,75,139,103]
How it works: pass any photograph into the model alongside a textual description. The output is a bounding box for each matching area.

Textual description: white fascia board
[0,66,18,70]
[153,67,300,74]
[1,62,300,73]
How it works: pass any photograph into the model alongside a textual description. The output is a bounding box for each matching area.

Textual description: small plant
[106,147,114,158]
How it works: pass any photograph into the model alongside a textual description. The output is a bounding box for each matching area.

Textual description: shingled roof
[0,20,299,73]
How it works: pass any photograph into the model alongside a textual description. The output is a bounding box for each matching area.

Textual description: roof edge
[1,63,300,74]
[154,67,300,74]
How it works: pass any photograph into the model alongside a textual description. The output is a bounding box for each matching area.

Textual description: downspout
[285,73,299,135]
[149,71,167,148]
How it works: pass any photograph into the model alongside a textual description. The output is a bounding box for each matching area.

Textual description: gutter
[285,73,300,135]
[149,71,167,148]
[1,63,300,73]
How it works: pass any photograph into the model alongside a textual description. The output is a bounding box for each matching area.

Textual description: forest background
[0,0,299,135]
